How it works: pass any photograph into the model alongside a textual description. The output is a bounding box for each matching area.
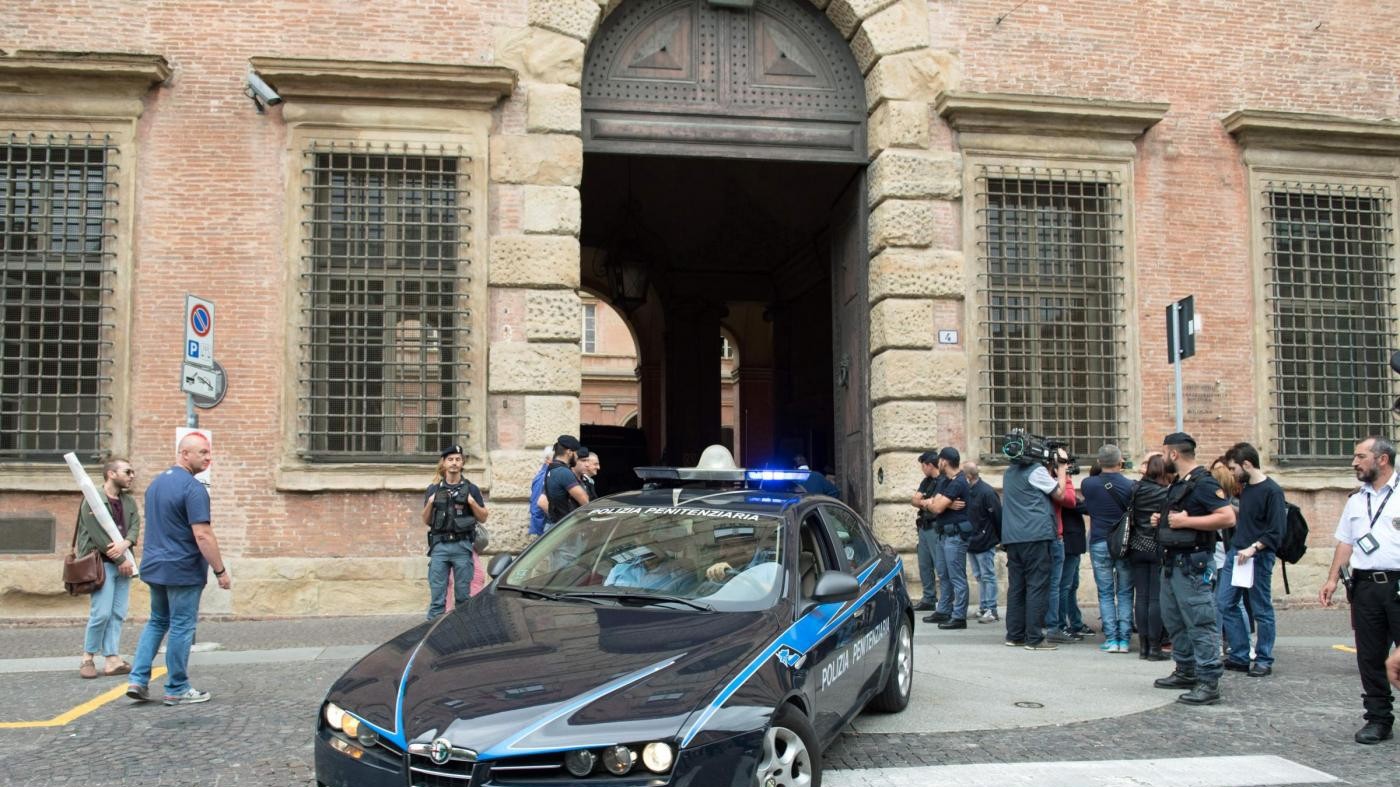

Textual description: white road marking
[826,755,1339,787]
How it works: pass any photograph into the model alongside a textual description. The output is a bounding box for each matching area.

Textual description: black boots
[1153,668,1197,689]
[1177,679,1221,706]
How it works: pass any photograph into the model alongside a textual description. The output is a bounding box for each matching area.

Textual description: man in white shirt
[1319,436,1400,745]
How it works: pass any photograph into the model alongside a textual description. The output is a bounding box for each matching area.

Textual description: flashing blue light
[745,470,810,482]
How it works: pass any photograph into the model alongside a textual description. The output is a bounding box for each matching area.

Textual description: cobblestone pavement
[0,609,1392,786]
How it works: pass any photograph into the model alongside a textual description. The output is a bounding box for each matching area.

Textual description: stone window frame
[253,58,515,492]
[0,51,169,492]
[1225,110,1400,477]
[939,92,1167,462]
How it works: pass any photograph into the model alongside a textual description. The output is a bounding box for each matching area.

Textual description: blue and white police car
[315,449,914,787]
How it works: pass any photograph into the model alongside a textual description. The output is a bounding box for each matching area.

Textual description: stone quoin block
[865,49,950,111]
[526,83,583,134]
[850,0,929,73]
[521,185,582,235]
[826,0,900,40]
[868,148,963,206]
[869,198,936,254]
[525,289,582,341]
[871,348,966,403]
[868,100,931,155]
[490,134,584,186]
[872,450,926,503]
[870,297,935,352]
[524,395,581,447]
[869,247,965,302]
[488,234,580,289]
[528,0,603,42]
[871,502,918,551]
[494,26,587,86]
[489,449,550,500]
[871,400,941,452]
[488,342,581,394]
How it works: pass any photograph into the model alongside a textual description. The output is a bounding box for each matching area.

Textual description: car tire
[754,704,821,787]
[866,616,913,713]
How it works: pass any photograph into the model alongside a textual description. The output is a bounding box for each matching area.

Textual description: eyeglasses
[120,469,136,476]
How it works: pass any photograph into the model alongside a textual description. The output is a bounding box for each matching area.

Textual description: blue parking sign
[188,340,200,359]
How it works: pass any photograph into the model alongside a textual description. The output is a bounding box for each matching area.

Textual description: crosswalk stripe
[826,755,1338,787]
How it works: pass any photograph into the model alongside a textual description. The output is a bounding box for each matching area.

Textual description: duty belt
[1356,569,1400,583]
[436,532,470,543]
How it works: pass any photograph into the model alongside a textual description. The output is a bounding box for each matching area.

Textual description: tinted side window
[822,506,876,570]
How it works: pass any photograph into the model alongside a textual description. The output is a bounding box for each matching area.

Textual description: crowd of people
[913,431,1400,744]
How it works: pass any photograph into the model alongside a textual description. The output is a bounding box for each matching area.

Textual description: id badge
[1357,533,1380,555]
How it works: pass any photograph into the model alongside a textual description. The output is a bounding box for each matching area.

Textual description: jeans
[1090,541,1134,642]
[1061,552,1084,630]
[969,550,998,613]
[1005,540,1052,645]
[939,533,970,619]
[83,569,131,656]
[915,526,940,606]
[1131,554,1165,648]
[428,540,476,620]
[1045,538,1066,629]
[1216,548,1277,668]
[1160,555,1223,680]
[130,582,204,697]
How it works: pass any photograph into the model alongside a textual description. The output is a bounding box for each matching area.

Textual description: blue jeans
[1090,540,1134,642]
[1216,548,1277,668]
[427,540,476,620]
[939,533,970,619]
[915,527,940,606]
[1061,552,1084,630]
[130,582,204,697]
[969,549,998,613]
[1045,538,1065,628]
[83,569,131,656]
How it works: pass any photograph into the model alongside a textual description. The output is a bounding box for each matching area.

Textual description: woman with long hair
[1128,453,1173,660]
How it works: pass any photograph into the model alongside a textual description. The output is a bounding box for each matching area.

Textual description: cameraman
[1002,435,1067,650]
[421,444,489,621]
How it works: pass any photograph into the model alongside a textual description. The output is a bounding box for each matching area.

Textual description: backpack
[1277,502,1310,595]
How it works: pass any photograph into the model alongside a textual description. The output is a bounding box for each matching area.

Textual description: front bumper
[315,726,765,787]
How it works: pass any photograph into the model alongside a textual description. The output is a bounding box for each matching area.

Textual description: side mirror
[487,553,516,579]
[809,570,859,604]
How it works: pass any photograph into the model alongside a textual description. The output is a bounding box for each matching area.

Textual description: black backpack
[1277,502,1310,594]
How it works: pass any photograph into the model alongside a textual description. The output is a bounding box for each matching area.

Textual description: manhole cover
[1014,701,1044,709]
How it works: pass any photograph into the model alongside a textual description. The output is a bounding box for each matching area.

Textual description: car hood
[328,589,781,757]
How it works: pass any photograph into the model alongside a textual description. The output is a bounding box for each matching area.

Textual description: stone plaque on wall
[0,516,56,554]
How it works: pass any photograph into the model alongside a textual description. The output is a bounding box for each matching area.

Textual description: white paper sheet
[63,453,138,574]
[1230,555,1254,588]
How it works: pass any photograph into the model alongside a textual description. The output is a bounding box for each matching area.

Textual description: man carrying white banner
[73,457,142,679]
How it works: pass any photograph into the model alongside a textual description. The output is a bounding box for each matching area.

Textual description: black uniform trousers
[1004,540,1052,646]
[1349,573,1400,726]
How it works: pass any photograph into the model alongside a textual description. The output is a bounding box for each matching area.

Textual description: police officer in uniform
[1150,432,1236,705]
[1320,436,1400,745]
[911,450,945,618]
[421,444,489,621]
[539,435,589,530]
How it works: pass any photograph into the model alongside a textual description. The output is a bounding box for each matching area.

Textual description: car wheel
[866,616,912,713]
[754,704,820,787]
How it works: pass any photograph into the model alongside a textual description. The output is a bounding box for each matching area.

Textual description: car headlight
[324,702,346,731]
[641,742,674,773]
[563,748,596,777]
[602,744,635,775]
[342,714,361,738]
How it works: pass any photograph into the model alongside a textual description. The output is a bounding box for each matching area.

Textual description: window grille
[974,165,1129,460]
[298,142,472,461]
[582,303,597,354]
[1,133,118,461]
[1263,181,1397,464]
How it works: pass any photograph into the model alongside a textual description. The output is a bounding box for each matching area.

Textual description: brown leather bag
[63,516,106,596]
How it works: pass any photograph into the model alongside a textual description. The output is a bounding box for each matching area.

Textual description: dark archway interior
[581,152,860,474]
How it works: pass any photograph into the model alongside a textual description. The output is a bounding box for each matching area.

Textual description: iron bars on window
[298,141,473,462]
[974,165,1129,461]
[0,133,118,462]
[1263,181,1397,464]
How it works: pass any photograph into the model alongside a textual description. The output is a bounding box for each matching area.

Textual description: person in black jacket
[1129,453,1173,660]
[964,462,1002,623]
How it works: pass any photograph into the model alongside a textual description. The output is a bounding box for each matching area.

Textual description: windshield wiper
[497,585,603,604]
[560,590,714,613]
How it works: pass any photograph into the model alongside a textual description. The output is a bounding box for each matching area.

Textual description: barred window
[582,302,597,354]
[1264,182,1397,464]
[1,133,117,461]
[299,142,472,462]
[975,165,1129,459]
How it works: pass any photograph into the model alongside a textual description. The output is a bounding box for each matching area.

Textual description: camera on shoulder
[1002,428,1080,475]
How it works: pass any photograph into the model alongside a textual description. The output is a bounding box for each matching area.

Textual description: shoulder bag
[63,516,105,596]
[1104,481,1133,560]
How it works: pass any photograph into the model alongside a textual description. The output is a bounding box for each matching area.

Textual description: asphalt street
[0,607,1392,786]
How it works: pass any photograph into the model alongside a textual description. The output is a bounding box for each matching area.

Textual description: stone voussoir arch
[488,0,968,553]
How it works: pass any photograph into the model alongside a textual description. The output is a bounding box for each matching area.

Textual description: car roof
[597,486,813,517]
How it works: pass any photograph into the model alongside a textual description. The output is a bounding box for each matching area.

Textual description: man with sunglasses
[75,458,141,679]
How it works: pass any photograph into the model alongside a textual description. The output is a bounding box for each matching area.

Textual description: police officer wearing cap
[927,447,973,629]
[1150,432,1236,705]
[538,435,589,530]
[421,444,489,621]
[910,450,945,617]
[1320,436,1400,745]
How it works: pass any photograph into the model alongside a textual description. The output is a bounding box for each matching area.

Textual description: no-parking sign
[184,294,215,369]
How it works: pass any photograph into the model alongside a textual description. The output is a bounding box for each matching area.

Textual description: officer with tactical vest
[1149,431,1236,705]
[421,444,489,620]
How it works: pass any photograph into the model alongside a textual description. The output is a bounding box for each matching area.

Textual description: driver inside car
[604,547,688,591]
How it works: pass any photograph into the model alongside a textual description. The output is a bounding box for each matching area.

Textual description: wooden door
[830,173,871,518]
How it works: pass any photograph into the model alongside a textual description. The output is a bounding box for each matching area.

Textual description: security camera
[245,71,282,112]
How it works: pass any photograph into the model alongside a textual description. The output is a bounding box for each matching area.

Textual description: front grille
[409,753,474,786]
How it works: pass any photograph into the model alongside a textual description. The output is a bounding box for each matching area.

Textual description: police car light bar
[634,466,748,482]
[745,470,811,482]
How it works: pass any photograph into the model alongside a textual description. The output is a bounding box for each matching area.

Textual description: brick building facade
[2,0,1398,618]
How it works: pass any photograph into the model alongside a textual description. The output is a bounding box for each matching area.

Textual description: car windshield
[502,505,786,611]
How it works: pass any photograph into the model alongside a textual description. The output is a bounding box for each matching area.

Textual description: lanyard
[1365,485,1394,530]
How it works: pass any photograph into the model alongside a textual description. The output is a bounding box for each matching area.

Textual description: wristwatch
[213,567,227,576]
